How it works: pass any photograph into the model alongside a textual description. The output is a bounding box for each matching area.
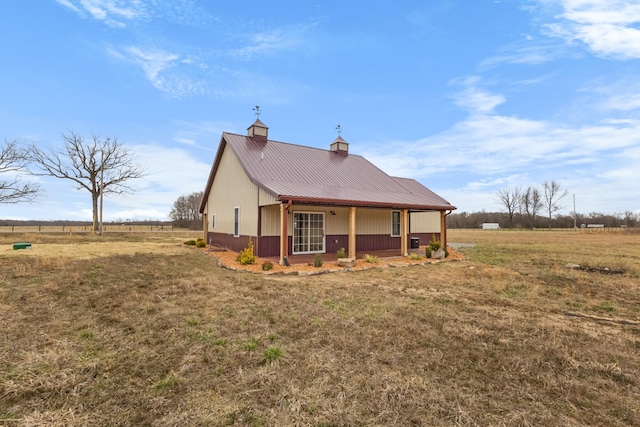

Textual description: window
[234,207,240,237]
[212,213,216,229]
[391,210,401,237]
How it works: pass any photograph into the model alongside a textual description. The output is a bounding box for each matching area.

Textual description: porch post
[440,210,447,251]
[401,209,409,256]
[280,203,286,265]
[202,213,208,243]
[348,206,356,259]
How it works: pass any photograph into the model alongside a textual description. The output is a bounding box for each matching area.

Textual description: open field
[1,230,639,426]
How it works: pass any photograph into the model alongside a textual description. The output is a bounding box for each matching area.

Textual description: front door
[293,212,325,254]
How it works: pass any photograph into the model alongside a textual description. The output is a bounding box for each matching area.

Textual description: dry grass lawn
[0,230,638,426]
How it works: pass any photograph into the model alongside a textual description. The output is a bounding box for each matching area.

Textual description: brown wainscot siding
[256,236,280,258]
[208,232,256,253]
[410,233,440,248]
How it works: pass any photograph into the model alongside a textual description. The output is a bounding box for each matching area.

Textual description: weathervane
[253,105,261,118]
[335,124,341,136]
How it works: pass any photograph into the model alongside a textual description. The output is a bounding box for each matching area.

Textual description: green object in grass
[13,242,32,250]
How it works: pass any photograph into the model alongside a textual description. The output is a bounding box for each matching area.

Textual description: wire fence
[448,227,633,232]
[0,225,196,233]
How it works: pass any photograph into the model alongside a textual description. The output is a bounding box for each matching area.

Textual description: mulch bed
[200,246,467,275]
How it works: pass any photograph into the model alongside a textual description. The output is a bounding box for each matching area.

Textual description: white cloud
[480,39,571,68]
[56,0,146,27]
[540,0,640,59]
[452,87,506,115]
[123,46,179,89]
[229,22,318,59]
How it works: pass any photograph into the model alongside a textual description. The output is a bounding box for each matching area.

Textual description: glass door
[293,212,325,254]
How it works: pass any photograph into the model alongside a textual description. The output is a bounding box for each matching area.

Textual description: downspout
[443,210,453,251]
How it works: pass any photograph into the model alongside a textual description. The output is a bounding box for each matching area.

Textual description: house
[199,119,456,264]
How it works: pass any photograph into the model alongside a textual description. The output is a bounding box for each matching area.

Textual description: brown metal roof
[200,130,456,212]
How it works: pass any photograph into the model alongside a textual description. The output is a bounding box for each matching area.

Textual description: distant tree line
[449,180,638,229]
[169,191,203,230]
[448,210,639,229]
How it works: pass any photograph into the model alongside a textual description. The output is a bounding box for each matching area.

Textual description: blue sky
[1,0,639,221]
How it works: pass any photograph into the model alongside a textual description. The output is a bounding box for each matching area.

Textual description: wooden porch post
[280,203,287,265]
[440,210,447,250]
[348,206,356,259]
[401,209,409,256]
[202,213,208,243]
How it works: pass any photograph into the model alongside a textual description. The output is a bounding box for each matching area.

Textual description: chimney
[247,119,268,142]
[330,135,349,155]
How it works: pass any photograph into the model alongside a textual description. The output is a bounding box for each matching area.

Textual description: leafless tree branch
[29,132,146,231]
[0,139,40,204]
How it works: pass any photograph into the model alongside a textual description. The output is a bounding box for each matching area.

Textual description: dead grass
[0,230,638,426]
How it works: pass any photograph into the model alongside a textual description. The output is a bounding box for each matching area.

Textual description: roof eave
[277,195,456,211]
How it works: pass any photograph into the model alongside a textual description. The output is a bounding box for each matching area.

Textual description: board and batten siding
[206,144,259,236]
[261,205,421,237]
[410,211,440,233]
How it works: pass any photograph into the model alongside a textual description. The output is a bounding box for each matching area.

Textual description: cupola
[330,135,349,155]
[247,118,268,142]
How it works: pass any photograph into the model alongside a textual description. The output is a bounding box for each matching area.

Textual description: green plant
[236,238,256,265]
[314,253,323,267]
[184,239,196,246]
[429,235,441,251]
[79,331,94,339]
[212,338,227,346]
[262,346,284,364]
[336,247,346,258]
[363,253,378,263]
[425,247,432,258]
[261,261,273,271]
[195,238,206,248]
[408,252,422,260]
[153,373,179,391]
[242,337,259,352]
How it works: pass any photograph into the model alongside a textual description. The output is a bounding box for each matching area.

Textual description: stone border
[219,257,469,276]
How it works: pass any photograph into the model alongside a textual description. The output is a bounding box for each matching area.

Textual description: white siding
[410,211,440,233]
[205,145,259,236]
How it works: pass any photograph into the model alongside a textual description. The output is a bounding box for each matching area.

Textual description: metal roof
[200,131,456,212]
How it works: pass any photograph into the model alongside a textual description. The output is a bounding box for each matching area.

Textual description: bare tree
[29,132,145,232]
[169,191,203,229]
[1,139,39,204]
[521,186,543,229]
[496,186,522,228]
[542,180,569,229]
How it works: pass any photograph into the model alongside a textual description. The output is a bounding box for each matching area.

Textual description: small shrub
[409,252,422,260]
[429,235,441,251]
[236,238,256,265]
[184,239,196,246]
[336,247,346,258]
[261,261,273,271]
[425,247,432,258]
[314,253,323,267]
[363,254,378,263]
[195,238,206,248]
